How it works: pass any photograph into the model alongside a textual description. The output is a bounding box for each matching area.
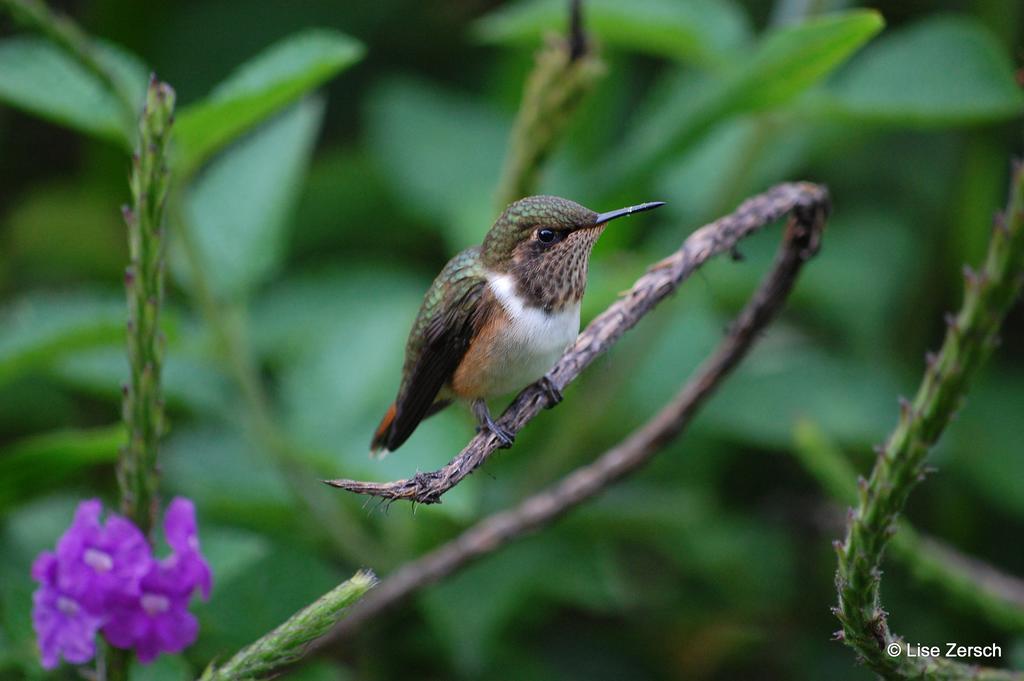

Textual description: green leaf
[160,426,293,528]
[472,0,750,66]
[290,149,399,256]
[728,10,885,111]
[95,40,150,116]
[53,347,232,415]
[610,9,884,185]
[822,15,1024,125]
[652,117,760,218]
[0,36,146,146]
[176,97,324,301]
[248,266,423,362]
[174,29,363,174]
[366,77,508,248]
[199,526,272,589]
[0,425,123,513]
[0,378,76,435]
[0,291,126,386]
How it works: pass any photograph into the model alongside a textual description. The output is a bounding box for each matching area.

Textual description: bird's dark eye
[537,228,556,243]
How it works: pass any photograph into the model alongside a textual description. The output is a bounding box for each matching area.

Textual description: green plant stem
[793,420,1024,634]
[104,645,131,681]
[0,0,138,132]
[168,199,384,567]
[833,164,1024,679]
[199,570,376,681]
[118,77,175,538]
[494,32,604,209]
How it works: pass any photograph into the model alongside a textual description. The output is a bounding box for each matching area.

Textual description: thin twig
[312,181,828,649]
[834,162,1024,680]
[568,0,587,62]
[326,182,829,504]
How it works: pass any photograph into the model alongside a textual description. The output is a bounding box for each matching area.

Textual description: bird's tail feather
[369,399,453,458]
[369,402,397,458]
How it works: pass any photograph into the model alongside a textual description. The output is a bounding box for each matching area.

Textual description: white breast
[483,272,580,397]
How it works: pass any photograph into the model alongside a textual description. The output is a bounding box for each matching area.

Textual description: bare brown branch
[325,182,830,504]
[312,181,828,647]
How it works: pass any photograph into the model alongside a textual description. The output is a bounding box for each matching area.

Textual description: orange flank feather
[370,402,397,454]
[450,310,508,399]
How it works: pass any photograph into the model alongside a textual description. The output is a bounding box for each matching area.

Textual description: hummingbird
[370,195,665,454]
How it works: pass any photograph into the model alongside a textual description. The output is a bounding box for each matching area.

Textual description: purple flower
[30,499,151,669]
[162,497,212,599]
[100,498,211,662]
[31,497,212,669]
[31,552,103,669]
[54,499,151,612]
[102,560,199,663]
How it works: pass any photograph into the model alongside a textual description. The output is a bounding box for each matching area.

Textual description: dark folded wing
[384,260,489,451]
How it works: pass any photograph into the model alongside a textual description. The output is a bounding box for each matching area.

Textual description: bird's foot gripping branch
[325,182,830,505]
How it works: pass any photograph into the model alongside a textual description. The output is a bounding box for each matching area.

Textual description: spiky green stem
[118,78,175,537]
[834,164,1024,679]
[494,25,604,209]
[794,421,1024,636]
[200,571,376,681]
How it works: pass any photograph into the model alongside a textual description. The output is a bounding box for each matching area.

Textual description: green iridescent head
[481,196,593,267]
[480,195,665,269]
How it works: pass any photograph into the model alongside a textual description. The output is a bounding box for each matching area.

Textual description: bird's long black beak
[595,201,666,225]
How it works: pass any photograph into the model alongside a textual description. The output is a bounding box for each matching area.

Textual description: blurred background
[2,0,1023,679]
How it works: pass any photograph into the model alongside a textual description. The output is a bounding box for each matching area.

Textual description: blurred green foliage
[1,0,1023,679]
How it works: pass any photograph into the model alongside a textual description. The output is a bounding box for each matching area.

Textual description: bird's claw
[539,375,563,408]
[472,398,516,448]
[491,424,515,448]
[476,422,515,448]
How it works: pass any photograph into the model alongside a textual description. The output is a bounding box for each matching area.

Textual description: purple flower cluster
[31,498,212,669]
